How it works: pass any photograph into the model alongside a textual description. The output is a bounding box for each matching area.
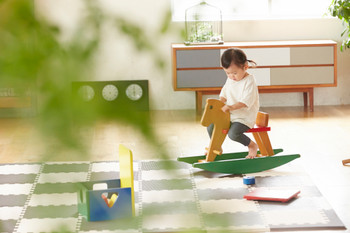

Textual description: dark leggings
[207,122,251,146]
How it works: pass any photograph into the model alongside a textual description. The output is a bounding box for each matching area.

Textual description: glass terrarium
[185,1,223,45]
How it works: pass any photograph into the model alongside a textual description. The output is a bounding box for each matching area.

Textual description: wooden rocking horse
[178,98,300,174]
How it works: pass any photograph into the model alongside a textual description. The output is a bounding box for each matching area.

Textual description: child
[207,48,260,159]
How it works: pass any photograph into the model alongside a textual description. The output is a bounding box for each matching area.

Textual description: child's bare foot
[246,141,258,159]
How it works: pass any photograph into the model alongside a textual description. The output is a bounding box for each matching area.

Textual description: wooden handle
[256,111,269,127]
[342,159,350,166]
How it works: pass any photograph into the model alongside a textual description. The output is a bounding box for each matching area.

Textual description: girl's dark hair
[221,48,257,69]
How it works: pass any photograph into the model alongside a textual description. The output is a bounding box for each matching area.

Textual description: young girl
[207,48,260,159]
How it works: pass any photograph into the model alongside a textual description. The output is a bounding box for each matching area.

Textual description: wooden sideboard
[171,40,337,114]
[0,87,35,117]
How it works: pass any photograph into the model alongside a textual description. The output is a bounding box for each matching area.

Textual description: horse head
[201,98,228,127]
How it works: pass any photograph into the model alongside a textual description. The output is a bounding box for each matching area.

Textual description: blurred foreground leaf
[0,0,175,161]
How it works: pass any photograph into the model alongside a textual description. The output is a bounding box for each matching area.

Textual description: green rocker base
[177,149,300,174]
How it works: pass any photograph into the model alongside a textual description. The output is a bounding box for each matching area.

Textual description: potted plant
[329,0,350,51]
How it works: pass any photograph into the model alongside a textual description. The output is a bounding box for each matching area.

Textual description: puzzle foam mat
[0,160,346,232]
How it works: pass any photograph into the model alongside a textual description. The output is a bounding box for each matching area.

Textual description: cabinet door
[249,68,271,86]
[176,50,221,68]
[239,48,291,66]
[290,46,334,65]
[177,70,226,88]
[270,67,334,85]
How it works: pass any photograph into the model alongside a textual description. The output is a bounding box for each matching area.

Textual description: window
[172,0,332,21]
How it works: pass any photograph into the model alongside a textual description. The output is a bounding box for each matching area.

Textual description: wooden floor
[1,105,350,232]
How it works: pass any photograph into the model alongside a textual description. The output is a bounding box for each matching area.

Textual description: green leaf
[159,10,172,34]
[329,0,350,52]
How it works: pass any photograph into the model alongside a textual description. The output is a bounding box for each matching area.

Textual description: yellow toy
[201,98,274,162]
[200,98,230,162]
[119,144,135,216]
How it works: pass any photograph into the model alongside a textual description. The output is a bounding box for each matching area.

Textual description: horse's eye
[209,105,213,109]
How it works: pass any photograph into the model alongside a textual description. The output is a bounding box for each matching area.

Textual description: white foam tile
[79,231,138,233]
[45,161,89,165]
[135,203,140,217]
[79,231,139,233]
[200,199,259,214]
[249,168,305,177]
[91,162,119,173]
[311,197,333,210]
[0,183,33,195]
[0,206,23,220]
[195,177,245,190]
[16,218,78,233]
[133,162,139,171]
[262,209,328,225]
[0,164,41,175]
[206,225,269,232]
[249,162,305,177]
[141,169,191,181]
[133,181,139,192]
[28,193,77,206]
[38,172,88,184]
[142,213,201,230]
[91,162,139,173]
[142,189,195,203]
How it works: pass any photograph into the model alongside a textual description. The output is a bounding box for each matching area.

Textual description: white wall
[35,0,350,110]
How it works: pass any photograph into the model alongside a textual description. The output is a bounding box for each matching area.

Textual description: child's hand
[219,97,227,103]
[221,105,230,113]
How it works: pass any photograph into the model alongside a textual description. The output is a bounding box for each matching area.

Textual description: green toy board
[178,149,300,174]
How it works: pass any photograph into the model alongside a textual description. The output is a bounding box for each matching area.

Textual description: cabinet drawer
[239,48,291,66]
[249,68,271,86]
[290,46,334,65]
[177,70,226,88]
[176,50,221,68]
[219,46,334,66]
[271,66,334,85]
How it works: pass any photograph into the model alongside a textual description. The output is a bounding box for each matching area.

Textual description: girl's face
[223,63,248,81]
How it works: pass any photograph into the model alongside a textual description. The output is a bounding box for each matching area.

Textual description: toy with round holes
[178,98,300,174]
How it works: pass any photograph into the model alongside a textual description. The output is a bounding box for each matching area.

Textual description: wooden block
[213,150,222,155]
[101,194,109,206]
[108,193,118,208]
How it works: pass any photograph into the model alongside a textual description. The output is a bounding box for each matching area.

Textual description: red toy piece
[244,188,300,202]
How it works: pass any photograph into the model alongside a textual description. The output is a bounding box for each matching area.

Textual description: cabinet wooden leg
[309,88,314,112]
[196,91,203,115]
[303,92,308,109]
